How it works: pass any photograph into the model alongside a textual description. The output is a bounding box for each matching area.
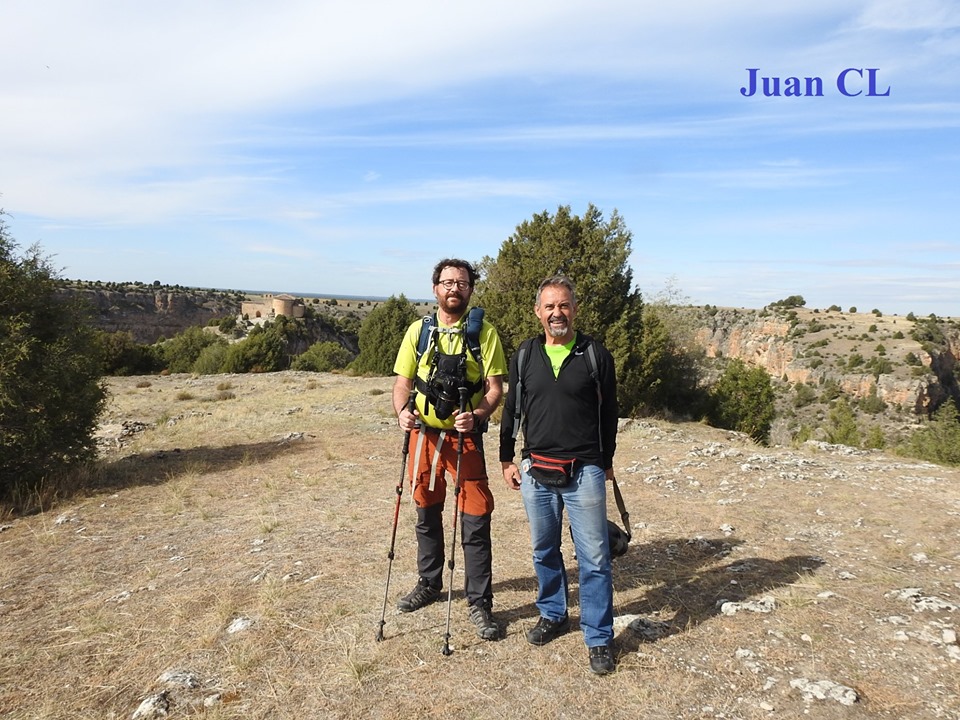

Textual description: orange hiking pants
[406,427,494,516]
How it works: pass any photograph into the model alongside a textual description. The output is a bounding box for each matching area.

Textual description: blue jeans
[520,460,613,647]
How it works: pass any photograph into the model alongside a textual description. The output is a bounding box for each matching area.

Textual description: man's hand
[501,462,521,491]
[398,405,419,432]
[452,410,477,433]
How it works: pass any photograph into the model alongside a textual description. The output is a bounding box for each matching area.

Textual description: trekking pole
[440,385,470,656]
[375,391,417,642]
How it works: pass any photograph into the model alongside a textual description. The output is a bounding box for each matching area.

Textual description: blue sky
[2,0,959,316]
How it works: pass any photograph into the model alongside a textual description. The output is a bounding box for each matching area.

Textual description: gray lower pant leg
[415,504,444,588]
[461,511,493,607]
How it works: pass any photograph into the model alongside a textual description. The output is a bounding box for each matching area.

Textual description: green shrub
[858,385,887,414]
[846,353,865,370]
[864,425,886,449]
[161,326,223,373]
[706,359,776,443]
[770,295,806,308]
[349,295,419,375]
[865,357,894,377]
[192,342,229,375]
[221,331,287,373]
[792,424,814,445]
[826,398,860,447]
[899,401,960,466]
[95,330,162,376]
[793,383,818,408]
[911,318,946,348]
[293,341,352,372]
[1,220,107,508]
[819,379,842,402]
[217,315,238,334]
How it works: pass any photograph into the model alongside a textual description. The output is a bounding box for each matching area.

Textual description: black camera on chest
[424,351,465,420]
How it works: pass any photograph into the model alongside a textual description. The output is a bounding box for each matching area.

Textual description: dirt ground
[1,371,958,719]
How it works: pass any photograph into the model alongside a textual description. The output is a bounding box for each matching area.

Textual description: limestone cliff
[693,307,959,416]
[61,287,240,344]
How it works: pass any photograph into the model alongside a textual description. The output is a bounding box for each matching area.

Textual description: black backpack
[415,306,485,373]
[412,307,485,420]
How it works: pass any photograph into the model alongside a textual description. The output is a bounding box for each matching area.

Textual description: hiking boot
[588,644,615,675]
[396,580,441,613]
[468,602,499,641]
[525,613,570,646]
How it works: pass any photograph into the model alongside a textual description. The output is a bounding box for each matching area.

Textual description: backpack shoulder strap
[464,307,485,381]
[581,338,604,453]
[584,341,601,402]
[415,314,436,364]
[511,338,535,440]
[464,307,484,363]
[417,309,483,365]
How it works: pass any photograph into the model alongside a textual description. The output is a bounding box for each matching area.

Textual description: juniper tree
[474,204,701,417]
[706,359,776,443]
[350,295,419,375]
[1,216,106,506]
[293,341,352,372]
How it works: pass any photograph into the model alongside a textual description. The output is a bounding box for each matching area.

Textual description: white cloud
[855,0,960,31]
[244,243,315,259]
[3,1,958,315]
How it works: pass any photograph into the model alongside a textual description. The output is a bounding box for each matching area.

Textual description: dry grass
[1,371,958,719]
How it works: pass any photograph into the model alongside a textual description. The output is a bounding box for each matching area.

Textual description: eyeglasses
[437,279,471,290]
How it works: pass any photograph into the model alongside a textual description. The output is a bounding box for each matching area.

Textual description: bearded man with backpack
[392,258,507,640]
[499,274,619,674]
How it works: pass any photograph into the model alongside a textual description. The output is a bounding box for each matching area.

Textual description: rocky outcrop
[60,287,240,344]
[693,307,958,416]
[695,313,795,377]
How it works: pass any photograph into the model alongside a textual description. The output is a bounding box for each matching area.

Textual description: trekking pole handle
[398,389,417,432]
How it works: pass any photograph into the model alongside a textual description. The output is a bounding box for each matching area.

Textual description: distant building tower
[240,293,305,321]
[272,294,303,318]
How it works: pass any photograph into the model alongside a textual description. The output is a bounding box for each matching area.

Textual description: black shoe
[396,580,441,613]
[588,644,615,675]
[468,602,499,641]
[526,614,570,646]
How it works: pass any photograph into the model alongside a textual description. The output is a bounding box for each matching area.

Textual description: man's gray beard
[546,324,568,338]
